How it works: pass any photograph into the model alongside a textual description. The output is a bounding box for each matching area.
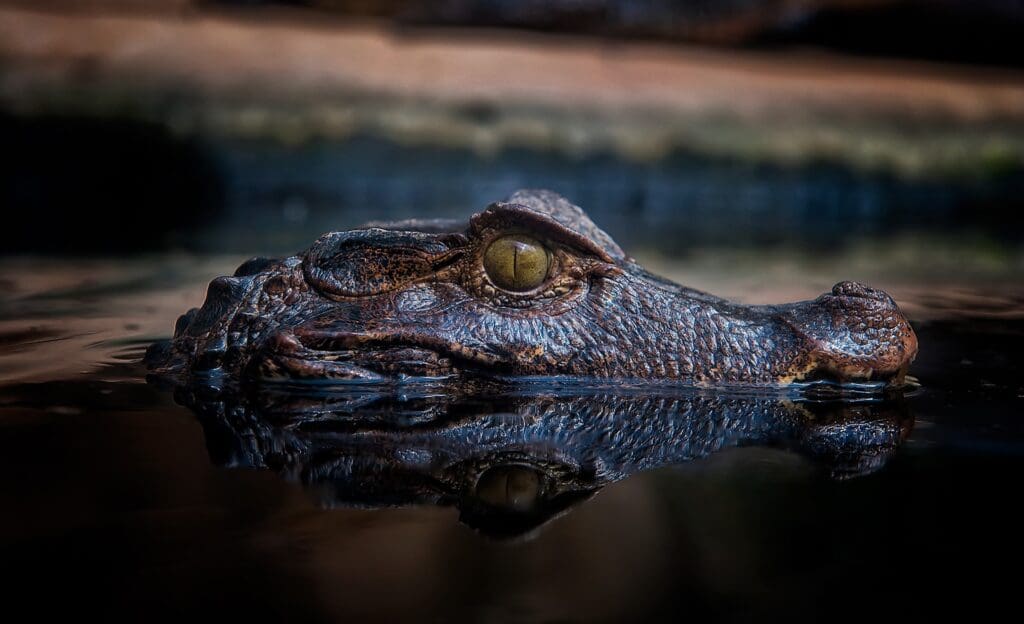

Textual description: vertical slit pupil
[512,244,520,288]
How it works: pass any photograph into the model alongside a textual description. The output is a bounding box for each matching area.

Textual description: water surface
[2,254,1022,621]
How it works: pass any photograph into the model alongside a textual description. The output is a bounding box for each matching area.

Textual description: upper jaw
[243,279,918,387]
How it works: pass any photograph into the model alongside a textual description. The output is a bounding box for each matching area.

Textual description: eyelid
[470,203,620,263]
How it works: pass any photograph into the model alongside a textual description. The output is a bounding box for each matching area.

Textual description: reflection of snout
[798,400,914,479]
[789,281,918,384]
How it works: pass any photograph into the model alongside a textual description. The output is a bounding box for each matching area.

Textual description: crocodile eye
[483,235,550,292]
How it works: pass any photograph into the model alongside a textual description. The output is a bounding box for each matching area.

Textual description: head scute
[470,189,625,262]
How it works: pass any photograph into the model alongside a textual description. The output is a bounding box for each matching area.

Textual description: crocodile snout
[787,282,918,384]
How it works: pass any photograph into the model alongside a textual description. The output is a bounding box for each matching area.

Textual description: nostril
[833,281,874,298]
[831,281,895,306]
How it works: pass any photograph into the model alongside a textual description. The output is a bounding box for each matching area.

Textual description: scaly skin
[145,190,918,386]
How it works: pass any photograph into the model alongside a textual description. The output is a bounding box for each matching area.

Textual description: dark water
[2,253,1022,621]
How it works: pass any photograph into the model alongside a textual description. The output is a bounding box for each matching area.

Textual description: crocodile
[145,189,918,386]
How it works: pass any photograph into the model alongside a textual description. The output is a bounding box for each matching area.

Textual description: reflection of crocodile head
[147,189,917,387]
[176,383,913,538]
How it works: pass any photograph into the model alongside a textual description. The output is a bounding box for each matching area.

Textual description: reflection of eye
[483,235,550,291]
[475,465,542,512]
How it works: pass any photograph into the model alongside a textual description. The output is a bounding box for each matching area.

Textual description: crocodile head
[146,190,917,386]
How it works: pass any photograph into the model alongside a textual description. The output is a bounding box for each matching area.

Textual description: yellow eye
[483,235,550,291]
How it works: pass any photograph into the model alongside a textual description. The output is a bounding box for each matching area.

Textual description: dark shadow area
[753,1,1024,68]
[209,0,1024,68]
[0,113,224,253]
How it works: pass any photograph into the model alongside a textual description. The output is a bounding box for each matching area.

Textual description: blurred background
[4,4,1024,621]
[2,0,1023,272]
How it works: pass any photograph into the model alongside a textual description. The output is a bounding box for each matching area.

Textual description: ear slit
[430,248,466,272]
